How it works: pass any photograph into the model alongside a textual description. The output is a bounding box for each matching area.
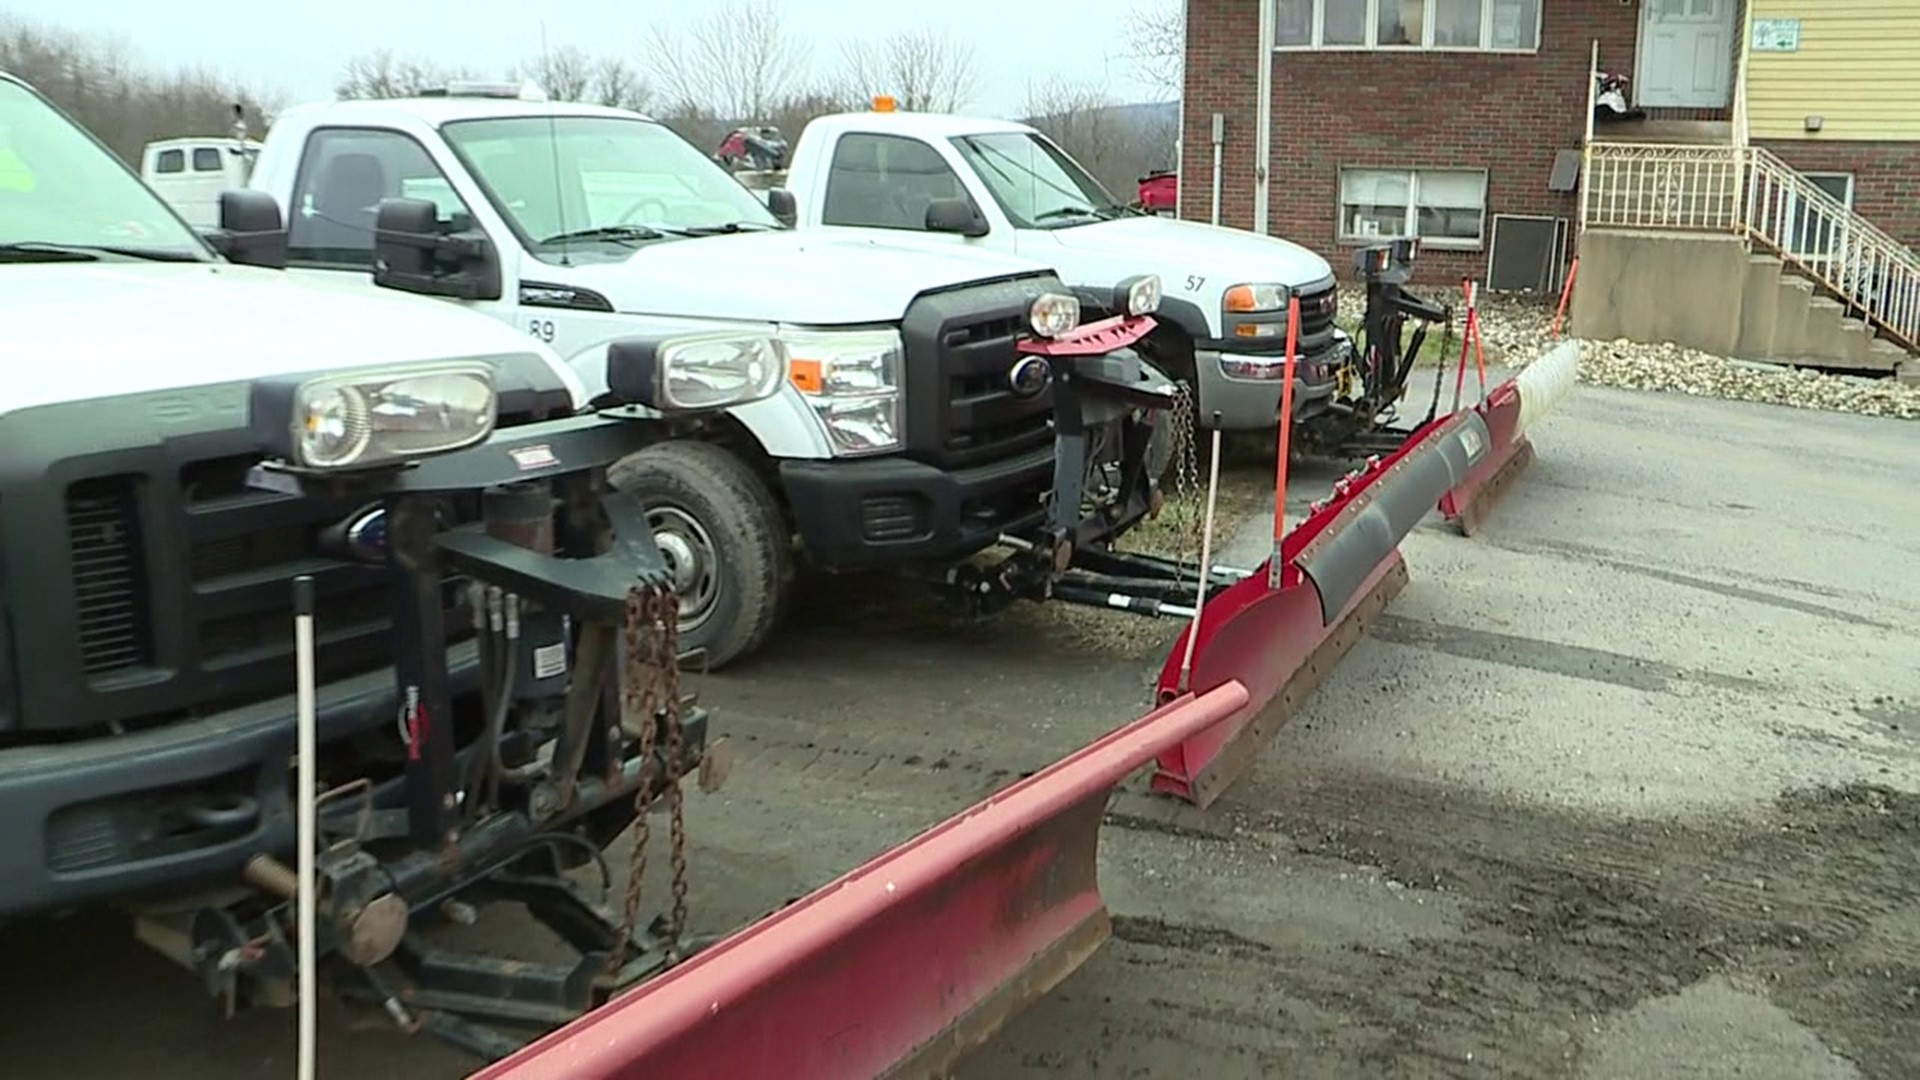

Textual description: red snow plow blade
[1149,407,1496,808]
[471,682,1250,1080]
[1438,339,1581,536]
[1150,339,1582,809]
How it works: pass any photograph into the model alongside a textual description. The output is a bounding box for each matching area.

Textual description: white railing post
[1579,39,1598,240]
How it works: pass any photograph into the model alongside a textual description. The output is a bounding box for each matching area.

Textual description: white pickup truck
[774,107,1353,434]
[236,82,1175,668]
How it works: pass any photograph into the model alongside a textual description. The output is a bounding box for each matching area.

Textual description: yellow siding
[1745,0,1920,140]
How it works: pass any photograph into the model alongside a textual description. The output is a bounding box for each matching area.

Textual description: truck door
[813,132,1005,254]
[280,125,544,338]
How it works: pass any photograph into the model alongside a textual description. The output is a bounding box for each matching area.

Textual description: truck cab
[140,134,262,229]
[0,69,606,924]
[240,83,1170,669]
[780,108,1353,434]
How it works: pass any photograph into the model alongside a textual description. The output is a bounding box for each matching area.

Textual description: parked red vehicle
[1136,169,1177,215]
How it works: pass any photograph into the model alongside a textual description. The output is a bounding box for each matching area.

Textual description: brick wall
[1757,140,1920,250]
[1181,0,1643,285]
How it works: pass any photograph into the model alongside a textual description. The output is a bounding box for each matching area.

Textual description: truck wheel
[606,440,793,670]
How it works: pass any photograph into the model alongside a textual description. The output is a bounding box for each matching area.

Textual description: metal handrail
[1582,140,1920,353]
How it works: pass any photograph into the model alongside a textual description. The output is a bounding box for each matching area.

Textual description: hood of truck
[1039,216,1336,290]
[552,230,1058,324]
[0,261,582,417]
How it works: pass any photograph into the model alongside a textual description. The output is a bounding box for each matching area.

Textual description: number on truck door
[528,319,555,342]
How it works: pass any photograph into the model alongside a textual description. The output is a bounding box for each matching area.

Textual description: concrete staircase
[1738,254,1914,375]
[1580,125,1920,384]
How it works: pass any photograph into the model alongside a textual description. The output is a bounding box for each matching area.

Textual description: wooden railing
[1583,141,1920,353]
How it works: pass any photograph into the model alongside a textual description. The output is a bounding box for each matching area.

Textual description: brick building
[1179,0,1920,294]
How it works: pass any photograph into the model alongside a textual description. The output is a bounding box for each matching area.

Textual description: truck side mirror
[372,197,503,301]
[208,189,287,269]
[926,197,989,238]
[765,188,798,227]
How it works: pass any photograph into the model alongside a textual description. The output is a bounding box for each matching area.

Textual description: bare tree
[513,44,596,103]
[1120,3,1185,183]
[334,48,473,100]
[1124,0,1186,104]
[1023,76,1127,191]
[644,0,810,121]
[1,13,279,165]
[837,28,981,113]
[590,56,652,111]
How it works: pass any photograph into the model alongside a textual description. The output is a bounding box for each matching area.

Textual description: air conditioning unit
[1486,213,1569,295]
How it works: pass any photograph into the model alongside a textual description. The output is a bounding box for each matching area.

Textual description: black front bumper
[0,643,479,920]
[779,443,1055,573]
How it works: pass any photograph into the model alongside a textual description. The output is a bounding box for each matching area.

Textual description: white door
[1636,0,1735,109]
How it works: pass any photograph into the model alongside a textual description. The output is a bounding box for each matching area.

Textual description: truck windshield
[950,132,1131,230]
[441,115,784,254]
[0,79,211,262]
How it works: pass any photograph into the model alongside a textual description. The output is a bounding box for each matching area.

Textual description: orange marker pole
[1267,295,1301,591]
[1468,280,1488,399]
[1552,256,1579,339]
[1451,279,1472,413]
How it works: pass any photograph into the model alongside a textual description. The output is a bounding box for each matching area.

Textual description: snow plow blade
[1438,339,1580,536]
[471,682,1251,1080]
[1149,408,1493,809]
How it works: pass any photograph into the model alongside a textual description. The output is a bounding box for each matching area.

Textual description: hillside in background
[1021,98,1179,199]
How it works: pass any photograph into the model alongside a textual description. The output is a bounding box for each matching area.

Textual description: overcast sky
[7,0,1173,117]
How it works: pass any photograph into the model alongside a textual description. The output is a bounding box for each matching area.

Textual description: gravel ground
[1339,286,1920,421]
[1,374,1915,1080]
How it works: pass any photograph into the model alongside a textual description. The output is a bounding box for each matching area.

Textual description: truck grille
[4,371,575,738]
[902,283,1057,471]
[50,449,472,729]
[1295,281,1338,352]
[178,454,399,669]
[66,476,153,678]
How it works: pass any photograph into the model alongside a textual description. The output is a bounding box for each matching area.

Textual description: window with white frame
[1784,173,1854,259]
[1277,0,1541,51]
[1338,167,1489,248]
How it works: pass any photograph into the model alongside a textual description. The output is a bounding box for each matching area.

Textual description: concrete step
[1737,255,1783,358]
[1768,277,1814,363]
[1898,360,1919,385]
[1869,337,1912,372]
[1794,295,1846,359]
[1832,317,1875,367]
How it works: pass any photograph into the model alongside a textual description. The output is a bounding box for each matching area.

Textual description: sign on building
[1752,18,1801,52]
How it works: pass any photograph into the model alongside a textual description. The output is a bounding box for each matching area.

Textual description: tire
[606,440,793,671]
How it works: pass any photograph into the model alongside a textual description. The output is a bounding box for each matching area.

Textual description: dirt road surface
[3,373,1916,1079]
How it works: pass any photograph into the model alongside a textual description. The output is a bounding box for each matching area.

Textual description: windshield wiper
[0,242,100,263]
[0,241,203,263]
[1034,206,1104,222]
[538,224,666,245]
[677,221,782,235]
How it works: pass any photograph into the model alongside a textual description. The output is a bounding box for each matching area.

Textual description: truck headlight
[781,328,903,457]
[1028,292,1081,337]
[1223,283,1290,314]
[1113,274,1162,317]
[250,362,498,471]
[605,332,787,412]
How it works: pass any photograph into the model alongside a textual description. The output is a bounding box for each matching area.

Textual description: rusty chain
[1162,378,1208,588]
[603,580,690,979]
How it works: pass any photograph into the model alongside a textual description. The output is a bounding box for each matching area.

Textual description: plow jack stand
[1149,408,1492,809]
[471,683,1250,1080]
[1437,339,1580,536]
